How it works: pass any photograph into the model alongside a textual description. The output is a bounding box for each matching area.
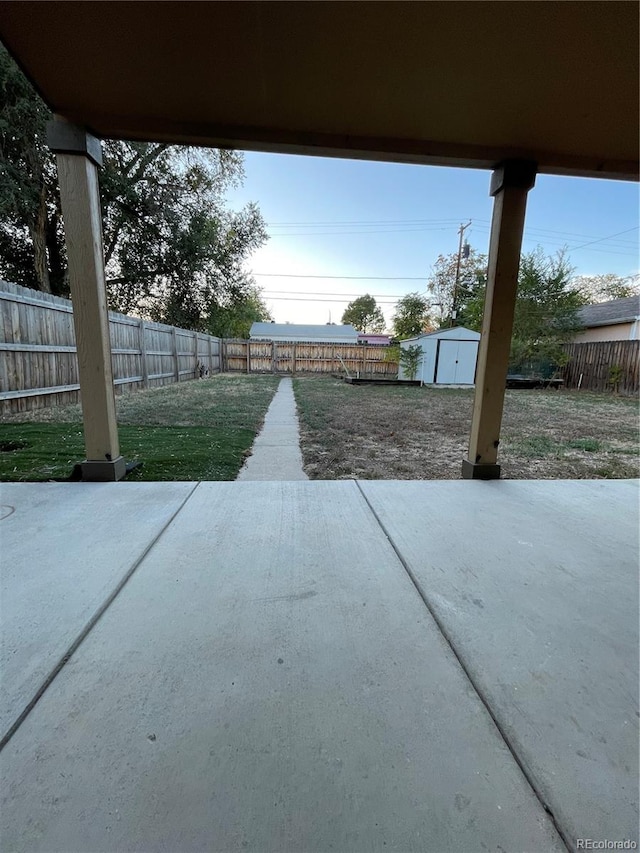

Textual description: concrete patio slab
[237,377,308,480]
[360,478,640,850]
[1,481,563,853]
[0,481,197,743]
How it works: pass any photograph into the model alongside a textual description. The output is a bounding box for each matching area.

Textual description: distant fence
[0,281,222,414]
[562,340,639,395]
[222,339,398,377]
[0,281,400,415]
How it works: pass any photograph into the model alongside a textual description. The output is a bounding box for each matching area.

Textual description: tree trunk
[46,207,68,296]
[30,184,51,293]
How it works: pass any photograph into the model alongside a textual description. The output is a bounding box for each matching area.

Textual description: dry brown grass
[293,376,639,480]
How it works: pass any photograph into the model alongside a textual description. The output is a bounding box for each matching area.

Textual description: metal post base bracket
[461,459,501,480]
[81,456,127,482]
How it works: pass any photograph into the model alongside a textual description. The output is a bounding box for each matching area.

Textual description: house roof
[577,297,640,328]
[0,1,637,179]
[250,323,358,339]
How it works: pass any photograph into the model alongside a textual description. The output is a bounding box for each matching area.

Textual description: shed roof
[250,323,358,339]
[577,297,640,328]
[0,1,637,179]
[401,327,482,343]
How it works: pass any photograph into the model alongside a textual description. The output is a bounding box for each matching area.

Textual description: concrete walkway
[237,377,308,481]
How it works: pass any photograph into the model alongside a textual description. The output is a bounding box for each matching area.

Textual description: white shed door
[436,340,477,384]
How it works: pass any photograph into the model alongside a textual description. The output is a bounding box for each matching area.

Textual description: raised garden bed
[506,376,563,390]
[342,376,421,386]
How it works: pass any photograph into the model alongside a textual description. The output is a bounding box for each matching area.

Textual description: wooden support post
[172,327,180,382]
[292,343,297,375]
[462,160,537,480]
[48,119,125,481]
[139,318,149,388]
[247,340,251,374]
[272,341,276,374]
[208,335,213,375]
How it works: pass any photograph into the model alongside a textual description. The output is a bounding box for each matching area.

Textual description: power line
[565,226,639,251]
[263,296,400,304]
[253,273,427,280]
[263,291,407,297]
[268,227,453,237]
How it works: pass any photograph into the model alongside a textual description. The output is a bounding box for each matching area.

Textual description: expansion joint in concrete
[0,482,201,753]
[353,479,572,853]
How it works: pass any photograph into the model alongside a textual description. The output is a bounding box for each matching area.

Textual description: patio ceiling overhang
[0,0,638,180]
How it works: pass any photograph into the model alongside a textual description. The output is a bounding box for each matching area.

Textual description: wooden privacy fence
[562,340,639,395]
[222,339,398,377]
[1,281,222,414]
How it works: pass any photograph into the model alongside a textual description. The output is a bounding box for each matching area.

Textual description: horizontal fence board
[1,281,222,413]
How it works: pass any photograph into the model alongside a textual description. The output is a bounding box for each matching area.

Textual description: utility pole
[451,220,472,327]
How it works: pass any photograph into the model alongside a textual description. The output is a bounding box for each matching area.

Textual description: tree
[0,44,268,330]
[426,248,487,329]
[569,273,640,303]
[392,292,432,339]
[398,344,423,380]
[341,293,385,332]
[0,44,63,293]
[207,286,273,339]
[509,249,585,374]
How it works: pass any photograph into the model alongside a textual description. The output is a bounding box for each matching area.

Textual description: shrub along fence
[0,281,222,414]
[562,340,639,395]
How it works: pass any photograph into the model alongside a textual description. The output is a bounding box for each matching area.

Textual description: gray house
[573,297,640,343]
[249,323,359,344]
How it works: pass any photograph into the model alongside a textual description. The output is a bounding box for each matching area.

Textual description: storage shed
[400,328,481,385]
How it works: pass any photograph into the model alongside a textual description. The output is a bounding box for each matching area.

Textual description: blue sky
[227,152,639,329]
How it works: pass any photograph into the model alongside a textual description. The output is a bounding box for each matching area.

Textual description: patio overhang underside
[1,0,638,180]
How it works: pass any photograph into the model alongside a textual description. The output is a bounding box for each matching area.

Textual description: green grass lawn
[0,375,280,482]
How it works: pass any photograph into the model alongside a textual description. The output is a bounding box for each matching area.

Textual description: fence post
[292,342,297,375]
[247,339,251,374]
[221,338,226,373]
[208,335,213,375]
[193,331,198,378]
[172,326,179,383]
[139,318,149,388]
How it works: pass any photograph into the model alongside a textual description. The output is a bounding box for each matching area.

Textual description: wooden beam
[462,161,537,480]
[52,122,125,481]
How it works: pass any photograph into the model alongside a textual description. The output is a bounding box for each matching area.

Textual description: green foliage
[207,287,273,339]
[508,249,585,374]
[0,44,269,329]
[608,364,624,394]
[341,293,385,332]
[0,44,64,294]
[426,249,487,329]
[393,292,432,339]
[570,273,640,303]
[398,344,423,380]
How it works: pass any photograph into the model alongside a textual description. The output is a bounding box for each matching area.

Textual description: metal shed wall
[400,328,480,384]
